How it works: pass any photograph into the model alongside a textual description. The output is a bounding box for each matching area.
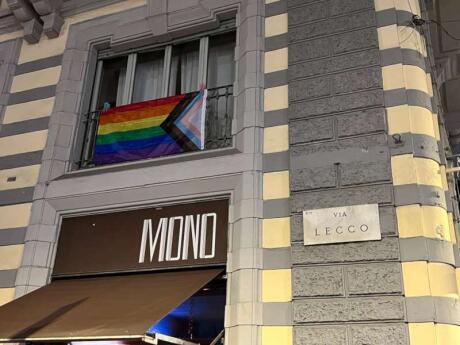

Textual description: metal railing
[79,85,233,169]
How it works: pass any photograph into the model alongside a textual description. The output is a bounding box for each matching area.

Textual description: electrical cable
[429,18,460,41]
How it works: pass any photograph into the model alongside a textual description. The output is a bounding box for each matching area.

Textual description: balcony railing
[79,85,233,169]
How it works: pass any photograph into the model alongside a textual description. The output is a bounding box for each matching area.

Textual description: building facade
[0,0,459,344]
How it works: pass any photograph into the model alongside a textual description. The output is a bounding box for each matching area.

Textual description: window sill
[56,146,240,181]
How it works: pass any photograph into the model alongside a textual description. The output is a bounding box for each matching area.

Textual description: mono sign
[138,213,218,263]
[303,204,381,246]
[53,200,228,276]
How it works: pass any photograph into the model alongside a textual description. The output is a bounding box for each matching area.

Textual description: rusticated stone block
[293,266,344,297]
[350,324,408,345]
[346,263,403,295]
[293,296,405,323]
[292,237,400,264]
[294,326,347,345]
[290,117,334,145]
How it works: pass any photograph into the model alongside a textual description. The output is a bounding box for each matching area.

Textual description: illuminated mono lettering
[138,213,218,263]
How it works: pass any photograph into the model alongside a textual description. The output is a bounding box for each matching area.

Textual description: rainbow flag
[93,90,207,165]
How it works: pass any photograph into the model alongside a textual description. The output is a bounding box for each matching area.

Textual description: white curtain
[132,55,164,103]
[115,67,126,106]
[207,40,234,89]
[169,45,199,95]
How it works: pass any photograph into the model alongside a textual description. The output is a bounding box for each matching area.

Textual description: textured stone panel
[291,183,393,212]
[289,38,331,64]
[291,166,337,191]
[332,27,378,54]
[289,89,384,119]
[340,160,392,186]
[290,117,334,145]
[288,2,327,27]
[332,67,382,94]
[350,324,408,345]
[289,50,380,81]
[346,263,403,295]
[292,237,400,264]
[294,326,347,345]
[290,75,331,102]
[293,266,344,297]
[329,0,375,15]
[293,296,405,323]
[337,108,386,137]
[289,10,376,42]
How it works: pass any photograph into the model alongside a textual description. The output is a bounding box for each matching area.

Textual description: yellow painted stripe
[387,105,435,137]
[409,323,436,345]
[10,66,61,93]
[261,326,292,345]
[457,268,460,296]
[264,85,288,112]
[98,114,168,135]
[0,165,41,191]
[262,217,291,248]
[397,205,451,241]
[262,269,292,302]
[374,0,395,12]
[377,25,427,57]
[3,97,55,124]
[0,288,15,307]
[394,0,421,16]
[436,323,460,345]
[391,155,442,188]
[0,203,32,229]
[263,171,290,200]
[0,130,48,157]
[0,244,24,270]
[265,48,288,74]
[263,125,289,154]
[265,13,288,38]
[402,261,458,298]
[382,64,429,93]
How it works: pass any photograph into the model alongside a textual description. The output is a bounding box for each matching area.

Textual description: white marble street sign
[303,204,381,246]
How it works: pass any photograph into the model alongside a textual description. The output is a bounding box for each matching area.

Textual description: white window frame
[92,37,210,108]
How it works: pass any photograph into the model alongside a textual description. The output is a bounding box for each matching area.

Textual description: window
[80,30,236,168]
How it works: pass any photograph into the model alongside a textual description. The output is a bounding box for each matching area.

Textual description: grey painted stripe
[265,0,286,17]
[399,237,455,265]
[380,47,427,70]
[389,133,440,163]
[446,191,453,213]
[0,228,27,246]
[375,9,414,28]
[7,85,56,105]
[263,302,292,325]
[406,296,460,326]
[384,88,432,110]
[393,184,446,209]
[265,70,288,89]
[263,151,290,172]
[0,187,35,206]
[0,117,49,138]
[265,109,288,127]
[15,55,63,75]
[438,141,447,165]
[264,198,290,218]
[0,151,43,169]
[263,247,291,269]
[0,269,16,288]
[265,33,288,52]
[455,247,460,267]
